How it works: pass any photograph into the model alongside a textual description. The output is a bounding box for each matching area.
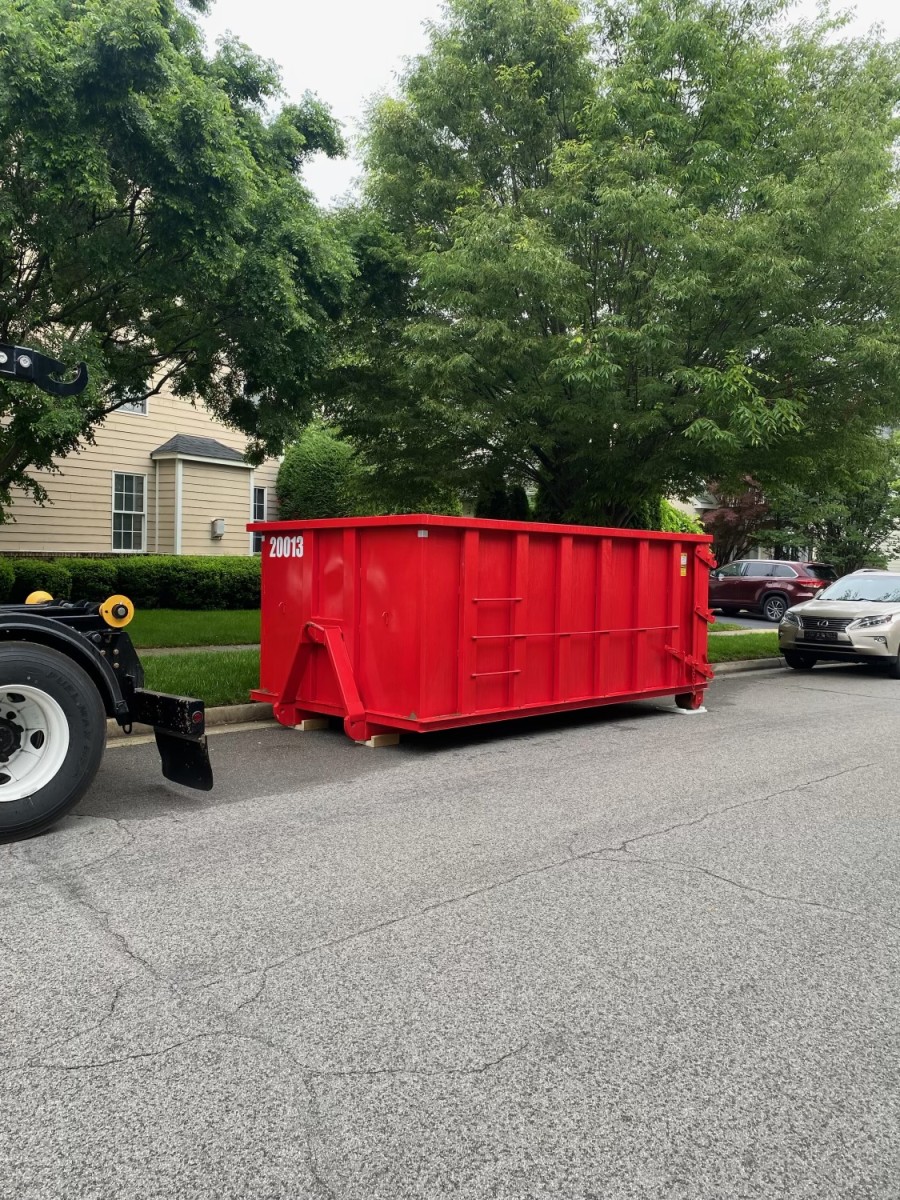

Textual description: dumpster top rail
[249,512,713,542]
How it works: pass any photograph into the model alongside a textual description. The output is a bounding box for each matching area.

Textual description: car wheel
[0,644,107,844]
[783,651,817,670]
[762,594,788,623]
[886,655,900,679]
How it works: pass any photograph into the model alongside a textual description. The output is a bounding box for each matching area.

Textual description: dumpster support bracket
[665,645,714,681]
[299,621,371,742]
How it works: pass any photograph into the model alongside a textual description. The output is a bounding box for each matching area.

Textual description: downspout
[154,459,159,554]
[175,458,183,556]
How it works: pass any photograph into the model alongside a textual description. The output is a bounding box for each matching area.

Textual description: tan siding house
[0,389,279,556]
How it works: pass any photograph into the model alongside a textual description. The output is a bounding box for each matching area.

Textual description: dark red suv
[709,560,836,623]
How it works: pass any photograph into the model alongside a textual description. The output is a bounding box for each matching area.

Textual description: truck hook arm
[0,344,89,397]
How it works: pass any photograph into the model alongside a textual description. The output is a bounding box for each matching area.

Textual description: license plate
[804,630,839,642]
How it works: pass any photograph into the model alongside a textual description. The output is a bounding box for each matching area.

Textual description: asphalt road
[2,666,898,1200]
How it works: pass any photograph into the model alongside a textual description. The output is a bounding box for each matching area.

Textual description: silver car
[778,571,900,675]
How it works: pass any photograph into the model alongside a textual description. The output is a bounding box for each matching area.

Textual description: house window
[118,398,148,415]
[112,473,145,551]
[252,486,267,554]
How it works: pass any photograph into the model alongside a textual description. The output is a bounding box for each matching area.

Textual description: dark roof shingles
[150,434,247,463]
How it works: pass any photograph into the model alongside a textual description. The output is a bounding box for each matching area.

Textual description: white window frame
[251,485,267,554]
[111,471,147,553]
[118,397,149,415]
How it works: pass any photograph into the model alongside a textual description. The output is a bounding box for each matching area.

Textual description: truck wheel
[0,643,106,843]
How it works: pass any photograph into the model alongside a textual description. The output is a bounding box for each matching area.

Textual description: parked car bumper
[779,624,897,660]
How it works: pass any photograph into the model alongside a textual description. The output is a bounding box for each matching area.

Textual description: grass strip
[142,649,261,708]
[129,608,260,649]
[709,622,749,633]
[707,632,779,663]
[139,631,778,708]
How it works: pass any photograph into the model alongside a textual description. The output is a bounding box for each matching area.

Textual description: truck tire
[0,643,107,843]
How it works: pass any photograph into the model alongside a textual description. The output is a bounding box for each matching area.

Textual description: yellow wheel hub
[100,594,135,628]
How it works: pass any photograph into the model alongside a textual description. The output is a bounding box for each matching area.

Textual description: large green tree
[0,0,351,515]
[325,0,900,525]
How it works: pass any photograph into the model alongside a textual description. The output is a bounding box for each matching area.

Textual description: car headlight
[781,611,801,627]
[849,612,898,630]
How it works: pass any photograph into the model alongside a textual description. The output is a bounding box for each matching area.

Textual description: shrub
[114,557,169,608]
[114,555,261,609]
[0,558,14,602]
[659,499,704,535]
[9,559,73,602]
[56,558,118,599]
[1,555,261,610]
[277,423,359,519]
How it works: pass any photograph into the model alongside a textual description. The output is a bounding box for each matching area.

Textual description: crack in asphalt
[15,1026,528,1084]
[597,851,900,937]
[0,983,127,1076]
[188,762,873,1011]
[569,762,873,861]
[66,813,138,874]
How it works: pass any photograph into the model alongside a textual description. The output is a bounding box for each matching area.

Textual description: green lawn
[129,608,260,648]
[142,649,261,708]
[707,631,779,663]
[709,622,747,633]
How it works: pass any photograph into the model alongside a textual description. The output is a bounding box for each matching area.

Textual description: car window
[714,562,744,577]
[744,562,774,577]
[819,576,900,603]
[808,565,837,580]
[771,564,798,578]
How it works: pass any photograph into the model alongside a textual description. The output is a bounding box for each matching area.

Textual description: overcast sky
[201,0,900,206]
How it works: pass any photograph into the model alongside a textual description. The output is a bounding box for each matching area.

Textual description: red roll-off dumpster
[249,515,716,741]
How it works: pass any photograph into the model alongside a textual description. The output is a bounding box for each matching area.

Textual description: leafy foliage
[702,432,900,572]
[0,556,15,602]
[700,479,770,564]
[0,554,263,608]
[325,0,900,526]
[7,558,73,601]
[659,499,703,535]
[763,436,900,575]
[277,423,359,519]
[0,0,351,516]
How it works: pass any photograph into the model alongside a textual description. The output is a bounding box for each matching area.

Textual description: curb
[712,658,784,676]
[107,701,273,740]
[108,659,789,738]
[138,643,259,657]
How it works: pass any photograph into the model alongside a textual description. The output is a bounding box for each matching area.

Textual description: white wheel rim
[0,685,70,803]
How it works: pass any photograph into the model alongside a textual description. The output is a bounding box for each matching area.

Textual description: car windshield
[818,576,900,603]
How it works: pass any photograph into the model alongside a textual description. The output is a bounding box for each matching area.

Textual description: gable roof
[150,434,248,464]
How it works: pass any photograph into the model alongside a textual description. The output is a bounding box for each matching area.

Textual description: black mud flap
[129,689,213,791]
[155,730,214,791]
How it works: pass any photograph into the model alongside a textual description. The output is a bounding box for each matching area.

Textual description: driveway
[2,667,898,1199]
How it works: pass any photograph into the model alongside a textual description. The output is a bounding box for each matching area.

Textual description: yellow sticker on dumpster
[680,553,688,577]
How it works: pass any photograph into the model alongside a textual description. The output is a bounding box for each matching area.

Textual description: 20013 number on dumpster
[268,534,304,559]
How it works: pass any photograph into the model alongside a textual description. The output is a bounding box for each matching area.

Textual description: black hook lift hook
[0,344,88,397]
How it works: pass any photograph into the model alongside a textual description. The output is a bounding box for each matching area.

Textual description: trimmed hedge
[9,559,73,602]
[1,556,260,609]
[0,557,13,602]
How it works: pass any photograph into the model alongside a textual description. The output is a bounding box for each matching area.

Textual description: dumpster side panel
[257,528,315,708]
[358,527,424,721]
[418,527,463,719]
